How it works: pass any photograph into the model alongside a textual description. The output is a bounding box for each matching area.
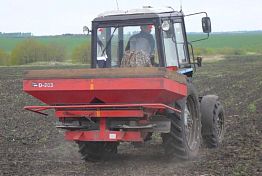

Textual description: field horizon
[0,31,262,66]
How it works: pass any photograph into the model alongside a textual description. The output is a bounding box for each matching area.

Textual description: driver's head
[140,25,153,33]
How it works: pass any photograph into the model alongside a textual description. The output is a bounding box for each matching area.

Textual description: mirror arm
[185,12,208,18]
[190,33,210,43]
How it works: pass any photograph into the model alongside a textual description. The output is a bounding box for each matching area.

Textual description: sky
[0,0,261,35]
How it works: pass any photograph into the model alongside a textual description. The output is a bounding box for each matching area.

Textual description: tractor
[23,7,225,161]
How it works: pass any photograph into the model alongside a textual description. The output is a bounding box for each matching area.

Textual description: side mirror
[202,17,211,33]
[83,26,91,35]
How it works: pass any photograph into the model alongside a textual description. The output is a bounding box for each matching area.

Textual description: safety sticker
[32,82,54,88]
[109,133,117,139]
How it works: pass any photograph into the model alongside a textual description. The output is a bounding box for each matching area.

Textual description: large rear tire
[201,95,225,148]
[162,84,201,160]
[77,141,118,161]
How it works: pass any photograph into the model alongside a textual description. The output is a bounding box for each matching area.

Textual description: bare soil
[0,55,261,176]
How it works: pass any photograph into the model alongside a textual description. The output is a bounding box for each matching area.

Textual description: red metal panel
[55,110,144,118]
[65,130,143,142]
[23,78,187,105]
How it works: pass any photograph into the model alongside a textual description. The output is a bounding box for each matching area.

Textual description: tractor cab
[89,7,211,76]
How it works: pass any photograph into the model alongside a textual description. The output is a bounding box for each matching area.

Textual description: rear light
[166,66,178,71]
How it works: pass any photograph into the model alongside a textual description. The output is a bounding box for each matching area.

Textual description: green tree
[44,44,66,62]
[0,48,10,66]
[71,42,91,64]
[11,39,66,65]
[11,39,43,65]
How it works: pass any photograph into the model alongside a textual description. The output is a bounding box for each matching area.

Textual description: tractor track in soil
[0,55,261,175]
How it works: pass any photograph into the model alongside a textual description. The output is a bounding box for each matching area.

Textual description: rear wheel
[162,84,201,160]
[77,141,118,161]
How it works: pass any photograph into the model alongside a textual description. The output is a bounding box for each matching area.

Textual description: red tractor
[23,7,225,161]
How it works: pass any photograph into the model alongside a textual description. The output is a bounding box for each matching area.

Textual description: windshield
[96,24,159,68]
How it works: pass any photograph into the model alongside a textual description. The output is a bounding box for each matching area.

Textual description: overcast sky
[0,0,261,35]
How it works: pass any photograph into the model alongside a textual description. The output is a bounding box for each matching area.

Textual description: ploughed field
[0,55,261,175]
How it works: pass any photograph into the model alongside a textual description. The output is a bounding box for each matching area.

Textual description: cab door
[173,22,189,67]
[162,19,189,68]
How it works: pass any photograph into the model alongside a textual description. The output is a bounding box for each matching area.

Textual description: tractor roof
[93,7,184,22]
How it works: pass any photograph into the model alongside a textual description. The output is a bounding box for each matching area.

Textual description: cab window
[163,21,179,67]
[174,23,187,64]
[96,25,159,68]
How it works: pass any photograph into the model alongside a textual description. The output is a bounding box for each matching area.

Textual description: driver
[125,25,155,56]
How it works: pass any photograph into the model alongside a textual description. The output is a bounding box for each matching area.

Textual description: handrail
[24,103,181,116]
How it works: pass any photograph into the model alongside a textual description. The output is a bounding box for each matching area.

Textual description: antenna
[115,0,119,10]
[166,6,175,11]
[179,0,183,12]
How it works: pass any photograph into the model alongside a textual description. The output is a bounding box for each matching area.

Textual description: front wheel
[162,84,201,160]
[201,95,225,148]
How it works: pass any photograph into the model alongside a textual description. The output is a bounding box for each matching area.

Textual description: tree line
[0,39,91,66]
